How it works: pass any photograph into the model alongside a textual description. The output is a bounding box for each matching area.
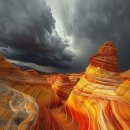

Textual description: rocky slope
[66,41,130,130]
[52,74,76,100]
[0,56,77,130]
[0,41,130,130]
[0,80,38,130]
[0,56,61,108]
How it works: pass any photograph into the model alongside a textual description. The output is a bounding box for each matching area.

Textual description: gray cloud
[47,0,130,72]
[0,0,74,72]
[0,0,130,72]
[74,0,130,71]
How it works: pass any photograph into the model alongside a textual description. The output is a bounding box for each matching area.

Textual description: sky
[0,0,130,72]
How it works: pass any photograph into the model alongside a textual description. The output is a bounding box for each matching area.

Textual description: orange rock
[116,79,130,104]
[121,69,130,80]
[68,72,83,82]
[66,41,130,130]
[52,74,76,100]
[73,41,122,97]
[0,56,62,108]
[44,74,59,85]
[90,41,119,72]
[27,69,40,76]
[0,56,5,61]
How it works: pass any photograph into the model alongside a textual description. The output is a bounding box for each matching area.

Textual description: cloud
[0,0,130,72]
[47,0,130,72]
[6,59,58,73]
[0,0,74,72]
[74,0,130,71]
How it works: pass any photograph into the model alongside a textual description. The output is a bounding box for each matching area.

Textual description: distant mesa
[27,69,40,76]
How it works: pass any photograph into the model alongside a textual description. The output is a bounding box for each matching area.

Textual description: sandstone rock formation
[27,69,40,76]
[0,56,62,108]
[0,81,38,130]
[121,69,130,79]
[52,74,76,100]
[44,74,59,85]
[66,41,130,130]
[67,72,83,82]
[0,80,77,130]
[73,41,122,98]
[0,41,130,130]
[115,79,130,104]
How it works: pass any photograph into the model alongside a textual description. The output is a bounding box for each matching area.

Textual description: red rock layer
[0,57,62,108]
[121,69,130,80]
[68,72,83,82]
[90,41,119,72]
[65,41,130,130]
[52,75,76,100]
[0,56,5,61]
[115,79,130,104]
[73,42,122,97]
[27,69,40,76]
[30,102,64,130]
[66,94,130,130]
[56,74,70,82]
[44,74,59,85]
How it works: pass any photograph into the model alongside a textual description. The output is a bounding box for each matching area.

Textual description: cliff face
[66,41,130,130]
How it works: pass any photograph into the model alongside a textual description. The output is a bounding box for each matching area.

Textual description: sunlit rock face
[74,41,122,97]
[1,41,130,130]
[121,69,130,79]
[116,79,130,104]
[66,95,130,130]
[52,74,76,100]
[66,41,130,130]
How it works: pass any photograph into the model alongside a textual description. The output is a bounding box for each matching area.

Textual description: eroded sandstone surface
[0,41,130,130]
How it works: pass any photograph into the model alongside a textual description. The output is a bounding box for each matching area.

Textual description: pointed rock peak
[104,41,115,46]
[98,41,117,56]
[90,41,119,72]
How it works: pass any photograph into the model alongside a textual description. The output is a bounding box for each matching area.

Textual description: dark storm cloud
[0,0,74,71]
[74,0,130,71]
[0,0,130,72]
[54,0,130,71]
